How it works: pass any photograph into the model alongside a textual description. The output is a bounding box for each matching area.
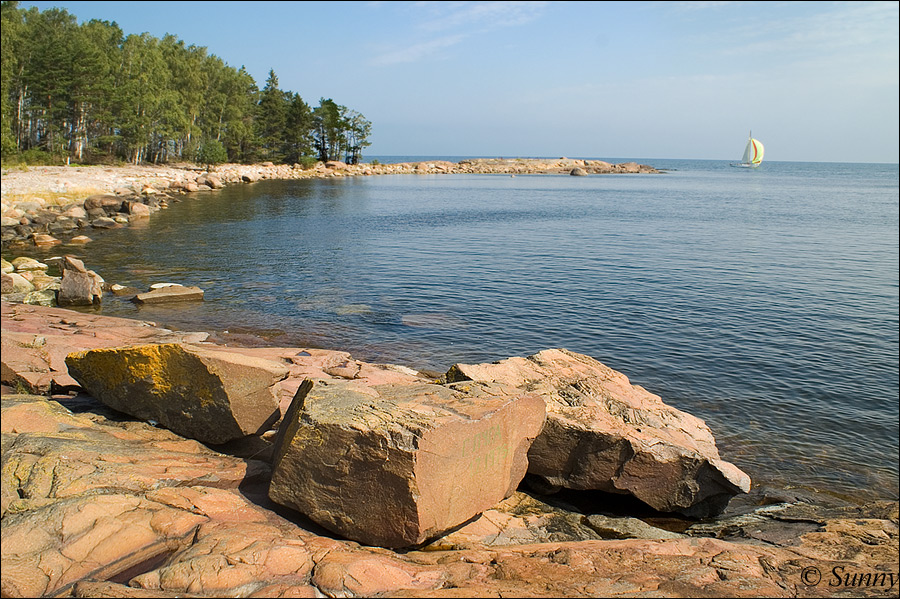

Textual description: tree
[68,19,121,161]
[342,109,371,165]
[283,92,312,164]
[312,98,343,162]
[0,3,372,166]
[22,6,78,158]
[196,137,227,169]
[256,69,288,162]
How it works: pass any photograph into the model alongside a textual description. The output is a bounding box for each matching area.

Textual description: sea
[12,156,899,504]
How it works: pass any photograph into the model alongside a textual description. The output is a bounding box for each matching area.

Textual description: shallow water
[14,158,899,503]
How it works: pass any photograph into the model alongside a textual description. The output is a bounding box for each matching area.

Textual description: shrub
[196,139,228,169]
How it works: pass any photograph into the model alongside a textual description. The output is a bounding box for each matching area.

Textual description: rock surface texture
[269,378,546,547]
[1,305,896,598]
[443,348,751,517]
[65,343,288,444]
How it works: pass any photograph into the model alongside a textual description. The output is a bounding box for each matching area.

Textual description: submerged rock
[65,343,288,444]
[442,348,750,517]
[269,378,545,547]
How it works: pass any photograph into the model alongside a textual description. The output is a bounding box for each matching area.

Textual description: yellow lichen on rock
[65,344,286,445]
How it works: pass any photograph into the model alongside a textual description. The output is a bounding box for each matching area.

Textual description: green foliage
[196,138,227,168]
[0,2,372,166]
[294,155,318,169]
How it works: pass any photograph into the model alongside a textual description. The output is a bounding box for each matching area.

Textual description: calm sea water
[16,158,899,503]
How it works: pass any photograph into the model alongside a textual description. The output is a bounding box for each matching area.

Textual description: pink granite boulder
[269,379,545,547]
[442,348,751,517]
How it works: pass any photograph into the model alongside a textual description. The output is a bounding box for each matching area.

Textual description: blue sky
[20,1,900,163]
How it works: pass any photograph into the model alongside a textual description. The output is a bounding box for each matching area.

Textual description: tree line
[0,1,371,166]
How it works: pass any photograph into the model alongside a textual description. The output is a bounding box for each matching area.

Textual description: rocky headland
[1,161,898,597]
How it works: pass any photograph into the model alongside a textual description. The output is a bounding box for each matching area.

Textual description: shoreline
[2,159,897,507]
[2,162,898,597]
[1,158,660,250]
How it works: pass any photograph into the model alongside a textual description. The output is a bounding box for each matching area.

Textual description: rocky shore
[1,158,658,251]
[2,161,898,597]
[2,302,898,598]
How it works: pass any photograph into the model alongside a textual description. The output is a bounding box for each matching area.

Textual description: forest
[0,1,372,166]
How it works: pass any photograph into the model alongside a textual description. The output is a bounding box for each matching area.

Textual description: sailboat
[731,131,764,168]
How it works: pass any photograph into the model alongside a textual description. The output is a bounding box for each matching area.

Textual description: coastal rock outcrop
[269,378,546,547]
[442,348,750,517]
[1,307,897,597]
[65,343,288,444]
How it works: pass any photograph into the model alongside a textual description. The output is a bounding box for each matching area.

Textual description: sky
[19,1,900,163]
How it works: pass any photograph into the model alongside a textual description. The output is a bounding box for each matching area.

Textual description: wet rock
[90,216,120,228]
[126,201,151,216]
[442,348,750,517]
[133,285,204,304]
[32,233,62,246]
[65,343,288,444]
[269,379,545,547]
[570,167,588,176]
[109,283,141,296]
[58,256,103,306]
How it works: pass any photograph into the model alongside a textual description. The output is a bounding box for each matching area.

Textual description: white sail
[734,132,764,167]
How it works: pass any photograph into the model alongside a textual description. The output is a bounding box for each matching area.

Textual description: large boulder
[269,379,545,548]
[65,343,288,445]
[442,348,750,517]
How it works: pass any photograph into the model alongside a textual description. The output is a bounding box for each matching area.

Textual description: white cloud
[370,33,469,66]
[369,1,549,66]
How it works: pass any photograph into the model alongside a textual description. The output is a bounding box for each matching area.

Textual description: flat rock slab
[0,394,267,517]
[1,493,207,598]
[269,379,546,548]
[65,343,288,444]
[133,286,204,304]
[1,302,209,393]
[443,348,751,517]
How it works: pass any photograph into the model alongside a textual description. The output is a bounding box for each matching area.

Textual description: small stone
[11,257,48,272]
